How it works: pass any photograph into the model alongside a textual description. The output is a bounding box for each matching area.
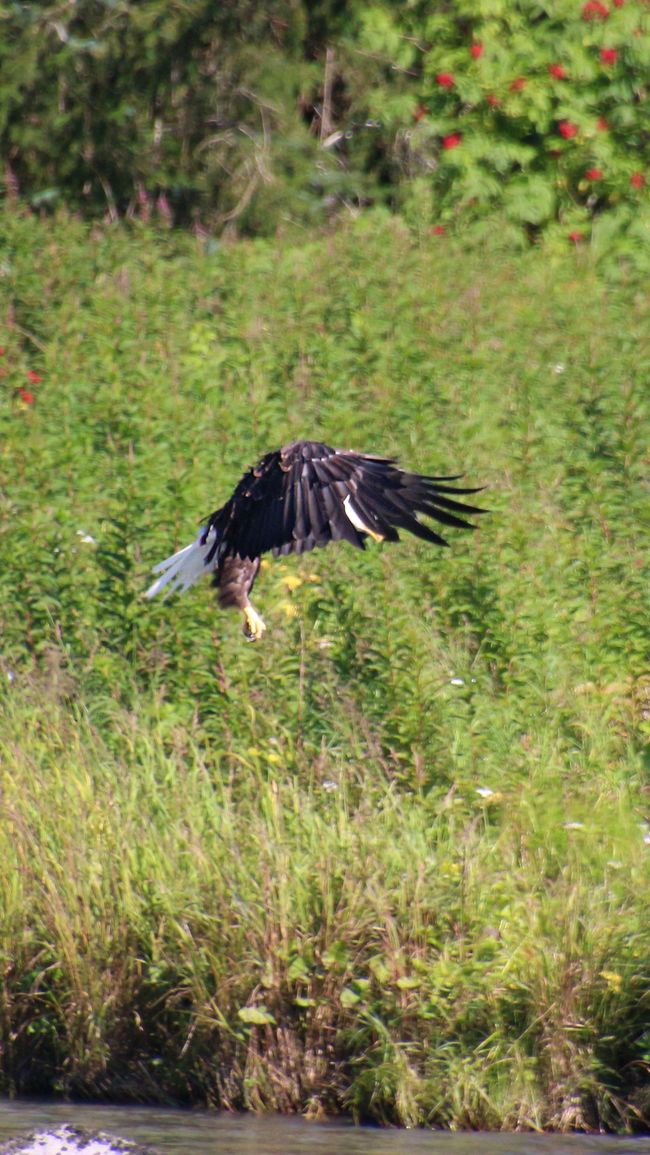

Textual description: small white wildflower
[76,530,96,544]
[322,780,338,792]
[450,677,464,686]
[644,834,650,847]
[562,821,584,830]
[6,671,14,683]
[554,363,566,374]
[476,787,494,798]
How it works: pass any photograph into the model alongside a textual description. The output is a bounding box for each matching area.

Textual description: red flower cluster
[596,117,609,131]
[568,231,585,243]
[582,0,608,17]
[436,72,455,88]
[16,368,42,405]
[585,168,603,180]
[600,48,618,64]
[432,225,447,236]
[486,94,500,107]
[558,121,578,139]
[612,0,624,6]
[442,133,462,150]
[630,172,646,189]
[470,43,484,59]
[549,64,567,79]
[509,77,526,91]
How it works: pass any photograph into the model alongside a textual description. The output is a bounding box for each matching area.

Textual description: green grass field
[0,207,649,1130]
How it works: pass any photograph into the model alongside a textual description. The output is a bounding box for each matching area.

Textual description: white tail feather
[145,527,218,600]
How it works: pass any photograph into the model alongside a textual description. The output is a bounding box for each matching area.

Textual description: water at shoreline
[1,1101,650,1155]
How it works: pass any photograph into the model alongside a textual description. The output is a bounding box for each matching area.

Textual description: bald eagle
[145,440,484,640]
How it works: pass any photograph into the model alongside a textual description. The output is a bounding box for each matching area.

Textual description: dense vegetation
[0,206,649,1128]
[1,1,648,249]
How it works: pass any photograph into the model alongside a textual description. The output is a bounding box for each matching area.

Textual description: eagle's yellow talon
[243,606,267,641]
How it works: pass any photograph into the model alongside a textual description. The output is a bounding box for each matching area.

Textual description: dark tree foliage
[0,0,343,230]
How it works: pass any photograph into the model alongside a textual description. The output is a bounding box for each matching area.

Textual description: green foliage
[0,1,332,230]
[357,0,650,246]
[1,2,648,245]
[0,208,649,1126]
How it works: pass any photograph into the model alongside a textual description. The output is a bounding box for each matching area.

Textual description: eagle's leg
[214,555,266,640]
[242,603,267,642]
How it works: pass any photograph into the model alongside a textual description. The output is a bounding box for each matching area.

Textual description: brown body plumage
[146,439,485,639]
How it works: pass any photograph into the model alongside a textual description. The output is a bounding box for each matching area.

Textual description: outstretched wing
[206,440,485,562]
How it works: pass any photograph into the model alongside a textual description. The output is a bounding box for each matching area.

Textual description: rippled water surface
[1,1101,650,1155]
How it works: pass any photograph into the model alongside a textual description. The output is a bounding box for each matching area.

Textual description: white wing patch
[343,494,384,541]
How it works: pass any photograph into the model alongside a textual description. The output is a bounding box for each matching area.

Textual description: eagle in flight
[146,440,484,640]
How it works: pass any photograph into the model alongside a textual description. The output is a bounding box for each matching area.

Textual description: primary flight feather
[146,439,485,640]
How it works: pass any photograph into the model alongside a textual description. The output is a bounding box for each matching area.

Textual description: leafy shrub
[355,0,650,242]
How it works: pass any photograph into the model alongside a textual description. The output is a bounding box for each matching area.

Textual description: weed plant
[0,207,649,1128]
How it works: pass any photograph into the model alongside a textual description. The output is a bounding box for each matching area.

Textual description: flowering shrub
[356,0,649,242]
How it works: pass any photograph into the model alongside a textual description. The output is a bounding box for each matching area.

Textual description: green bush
[356,0,650,242]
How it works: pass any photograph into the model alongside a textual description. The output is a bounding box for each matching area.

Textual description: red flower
[582,0,608,18]
[413,104,428,122]
[612,0,624,7]
[18,389,34,405]
[585,168,603,180]
[549,64,567,79]
[630,172,646,189]
[486,94,500,106]
[568,231,585,243]
[0,347,4,356]
[596,117,609,131]
[27,370,43,384]
[470,43,484,59]
[442,133,462,150]
[558,121,578,139]
[509,77,526,91]
[436,73,455,89]
[432,225,447,236]
[600,47,618,64]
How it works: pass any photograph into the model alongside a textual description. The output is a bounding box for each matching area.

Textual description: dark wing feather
[205,440,485,561]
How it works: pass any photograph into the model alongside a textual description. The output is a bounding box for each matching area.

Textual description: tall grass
[0,207,649,1128]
